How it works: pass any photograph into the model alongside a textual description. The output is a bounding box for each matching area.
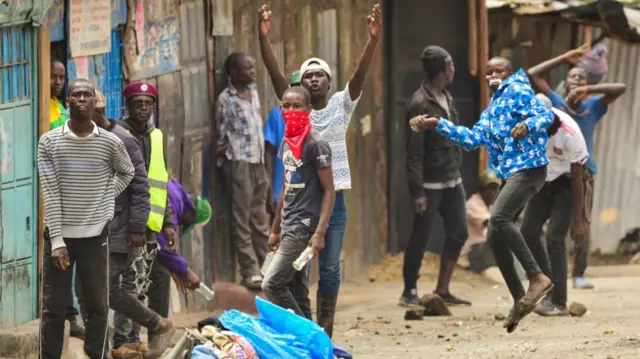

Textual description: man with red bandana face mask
[262,86,336,319]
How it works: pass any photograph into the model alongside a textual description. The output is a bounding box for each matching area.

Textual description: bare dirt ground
[68,255,640,359]
[332,256,640,359]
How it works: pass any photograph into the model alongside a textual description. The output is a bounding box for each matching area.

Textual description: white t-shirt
[310,84,360,191]
[546,108,589,182]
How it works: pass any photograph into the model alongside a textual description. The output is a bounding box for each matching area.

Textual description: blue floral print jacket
[436,69,553,180]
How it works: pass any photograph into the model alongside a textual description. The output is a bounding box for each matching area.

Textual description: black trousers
[521,176,574,306]
[488,167,546,300]
[40,228,109,359]
[403,184,469,290]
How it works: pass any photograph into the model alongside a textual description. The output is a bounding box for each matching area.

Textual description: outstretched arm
[528,46,589,95]
[347,4,382,101]
[258,5,289,100]
[410,114,488,152]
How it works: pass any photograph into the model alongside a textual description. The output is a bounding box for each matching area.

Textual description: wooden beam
[478,0,489,174]
[36,25,51,314]
[468,0,478,76]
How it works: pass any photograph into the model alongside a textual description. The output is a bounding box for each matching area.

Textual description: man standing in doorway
[118,82,177,356]
[528,47,626,290]
[50,60,69,130]
[258,3,381,337]
[48,59,86,340]
[215,52,270,290]
[38,79,135,359]
[402,46,470,307]
[92,91,175,358]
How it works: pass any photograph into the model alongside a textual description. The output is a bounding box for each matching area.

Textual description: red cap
[123,82,158,100]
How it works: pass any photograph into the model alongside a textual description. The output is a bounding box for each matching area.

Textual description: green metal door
[0,24,38,327]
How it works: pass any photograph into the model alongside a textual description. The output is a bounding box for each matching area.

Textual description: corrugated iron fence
[590,38,640,254]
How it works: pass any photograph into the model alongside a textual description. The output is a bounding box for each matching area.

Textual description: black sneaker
[534,297,569,317]
[68,318,85,339]
[437,292,471,306]
[398,289,420,307]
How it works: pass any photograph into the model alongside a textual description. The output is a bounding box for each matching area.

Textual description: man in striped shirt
[38,79,135,359]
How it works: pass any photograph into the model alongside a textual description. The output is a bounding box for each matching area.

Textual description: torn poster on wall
[125,0,181,81]
[69,0,112,57]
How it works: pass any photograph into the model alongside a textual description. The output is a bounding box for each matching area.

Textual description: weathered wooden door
[0,24,38,327]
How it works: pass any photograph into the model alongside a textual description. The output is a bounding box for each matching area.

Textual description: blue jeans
[318,191,347,294]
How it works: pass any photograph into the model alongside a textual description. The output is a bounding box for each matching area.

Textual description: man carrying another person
[521,94,588,316]
[528,46,626,289]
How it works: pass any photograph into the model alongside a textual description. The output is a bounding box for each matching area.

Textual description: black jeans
[488,167,546,300]
[521,176,573,306]
[403,184,468,290]
[262,229,313,318]
[109,252,162,347]
[40,229,109,359]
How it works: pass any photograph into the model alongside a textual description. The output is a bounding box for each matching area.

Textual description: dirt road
[333,265,640,359]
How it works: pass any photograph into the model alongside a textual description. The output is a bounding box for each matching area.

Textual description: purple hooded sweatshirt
[156,178,195,277]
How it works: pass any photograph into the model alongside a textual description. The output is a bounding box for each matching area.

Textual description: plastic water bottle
[195,282,215,301]
[292,247,314,271]
[261,251,276,276]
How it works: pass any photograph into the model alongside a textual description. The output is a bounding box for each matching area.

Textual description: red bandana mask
[283,110,312,159]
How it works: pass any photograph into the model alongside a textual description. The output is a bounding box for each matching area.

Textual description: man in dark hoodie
[92,91,174,358]
[117,82,176,356]
[401,46,470,307]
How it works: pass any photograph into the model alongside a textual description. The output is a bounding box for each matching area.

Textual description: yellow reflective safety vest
[147,128,169,232]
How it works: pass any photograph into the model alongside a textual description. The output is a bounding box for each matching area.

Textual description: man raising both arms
[258,3,381,337]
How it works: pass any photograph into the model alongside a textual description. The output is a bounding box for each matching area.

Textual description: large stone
[419,294,452,316]
[568,302,588,317]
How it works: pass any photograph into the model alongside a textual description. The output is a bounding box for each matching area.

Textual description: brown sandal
[520,283,554,317]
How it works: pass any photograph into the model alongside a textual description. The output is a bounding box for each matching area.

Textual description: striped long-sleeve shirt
[38,121,135,251]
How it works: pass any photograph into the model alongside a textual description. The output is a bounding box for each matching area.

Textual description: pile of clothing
[167,297,352,359]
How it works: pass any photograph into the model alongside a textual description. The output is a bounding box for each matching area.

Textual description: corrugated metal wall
[590,38,640,254]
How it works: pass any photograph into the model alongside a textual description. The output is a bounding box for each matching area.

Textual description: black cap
[421,45,451,80]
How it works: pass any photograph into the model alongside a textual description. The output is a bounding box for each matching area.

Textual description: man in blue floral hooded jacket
[410,57,554,334]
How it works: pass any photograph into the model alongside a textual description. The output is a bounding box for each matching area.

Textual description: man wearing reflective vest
[118,82,177,355]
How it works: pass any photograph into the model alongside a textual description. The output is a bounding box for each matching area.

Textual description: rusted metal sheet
[589,38,640,254]
[156,72,185,179]
[180,133,210,311]
[211,0,233,36]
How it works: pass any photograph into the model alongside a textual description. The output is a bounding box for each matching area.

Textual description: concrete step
[0,319,71,359]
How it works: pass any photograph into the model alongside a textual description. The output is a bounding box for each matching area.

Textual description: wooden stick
[468,0,478,76]
[478,0,489,174]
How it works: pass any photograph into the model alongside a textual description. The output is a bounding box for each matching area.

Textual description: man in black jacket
[91,91,174,358]
[401,46,470,307]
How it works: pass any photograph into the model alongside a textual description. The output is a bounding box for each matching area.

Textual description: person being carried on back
[262,86,336,320]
